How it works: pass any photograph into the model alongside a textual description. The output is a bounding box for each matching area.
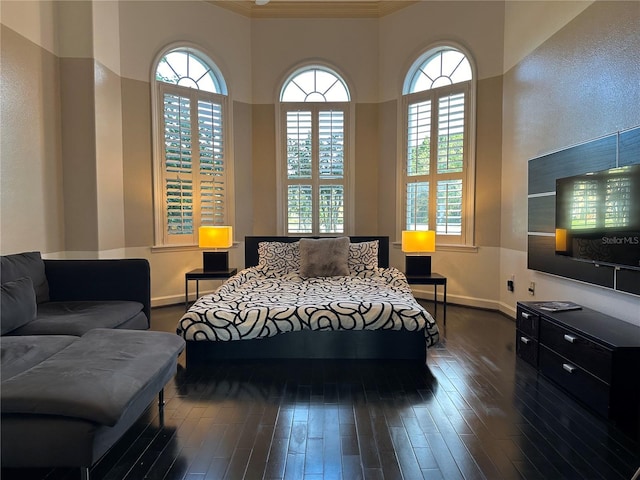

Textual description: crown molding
[208,1,418,19]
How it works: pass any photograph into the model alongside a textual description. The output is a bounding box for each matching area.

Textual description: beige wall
[3,0,638,317]
[500,1,640,324]
[0,0,509,307]
[59,57,98,251]
[233,100,253,241]
[378,1,506,97]
[475,75,503,248]
[503,1,592,73]
[0,24,65,254]
[94,60,125,251]
[251,104,277,235]
[251,18,379,104]
[377,100,398,241]
[93,1,125,251]
[118,1,252,100]
[122,77,154,247]
[354,103,379,234]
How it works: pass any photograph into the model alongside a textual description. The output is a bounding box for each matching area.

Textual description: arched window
[152,47,230,246]
[402,46,475,246]
[279,66,351,234]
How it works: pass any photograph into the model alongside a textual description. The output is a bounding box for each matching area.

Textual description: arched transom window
[405,48,472,93]
[281,67,350,102]
[402,47,475,246]
[279,66,351,235]
[156,49,226,94]
[152,47,231,246]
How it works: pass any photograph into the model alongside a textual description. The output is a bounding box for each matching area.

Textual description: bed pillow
[299,237,350,277]
[258,241,300,273]
[1,277,37,335]
[348,240,379,273]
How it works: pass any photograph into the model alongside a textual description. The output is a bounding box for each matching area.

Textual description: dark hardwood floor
[3,302,639,480]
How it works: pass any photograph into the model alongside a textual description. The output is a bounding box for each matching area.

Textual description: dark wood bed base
[185,235,427,364]
[186,329,426,362]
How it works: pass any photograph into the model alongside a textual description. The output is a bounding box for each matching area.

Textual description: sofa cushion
[0,252,49,303]
[6,300,144,336]
[1,335,77,381]
[1,277,37,335]
[1,328,185,426]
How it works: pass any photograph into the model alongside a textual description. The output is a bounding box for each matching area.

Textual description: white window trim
[276,102,353,235]
[150,44,234,248]
[396,46,477,248]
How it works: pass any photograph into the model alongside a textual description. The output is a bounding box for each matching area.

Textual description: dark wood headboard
[244,236,389,268]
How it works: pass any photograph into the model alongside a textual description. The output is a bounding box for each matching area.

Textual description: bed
[178,236,439,364]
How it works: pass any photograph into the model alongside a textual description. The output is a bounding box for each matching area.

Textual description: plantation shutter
[406,99,432,230]
[198,99,225,226]
[284,105,346,234]
[161,85,227,244]
[164,93,194,236]
[286,110,313,233]
[318,110,344,233]
[435,92,464,235]
[404,85,467,241]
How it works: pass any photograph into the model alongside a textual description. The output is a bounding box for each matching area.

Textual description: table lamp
[402,230,436,277]
[555,228,570,255]
[199,226,233,272]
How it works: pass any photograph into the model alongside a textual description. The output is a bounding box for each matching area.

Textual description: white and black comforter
[178,266,439,347]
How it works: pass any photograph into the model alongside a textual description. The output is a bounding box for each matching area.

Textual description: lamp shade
[402,230,436,253]
[555,228,568,252]
[199,226,233,249]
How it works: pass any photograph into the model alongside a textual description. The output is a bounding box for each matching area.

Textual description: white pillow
[348,240,379,273]
[257,241,300,273]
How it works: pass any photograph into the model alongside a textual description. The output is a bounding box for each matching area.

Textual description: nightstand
[406,273,447,326]
[184,268,237,310]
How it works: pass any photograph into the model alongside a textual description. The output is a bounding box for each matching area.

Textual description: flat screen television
[555,164,640,271]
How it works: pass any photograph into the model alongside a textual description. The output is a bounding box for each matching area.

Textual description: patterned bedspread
[177,266,440,347]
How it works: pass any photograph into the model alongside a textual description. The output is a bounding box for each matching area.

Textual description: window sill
[392,242,478,253]
[151,242,240,254]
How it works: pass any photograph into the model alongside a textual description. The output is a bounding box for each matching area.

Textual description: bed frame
[185,236,427,364]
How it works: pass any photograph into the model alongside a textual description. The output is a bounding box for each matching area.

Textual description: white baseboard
[497,301,517,319]
[152,289,217,308]
[411,287,517,320]
[155,287,518,321]
[410,286,503,313]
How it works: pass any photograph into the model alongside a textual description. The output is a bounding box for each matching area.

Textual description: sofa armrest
[43,259,151,327]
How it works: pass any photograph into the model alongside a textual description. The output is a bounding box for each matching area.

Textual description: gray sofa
[0,252,185,480]
[1,251,150,335]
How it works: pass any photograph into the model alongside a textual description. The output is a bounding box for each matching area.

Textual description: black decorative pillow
[0,251,49,303]
[1,277,37,335]
[299,237,350,277]
[348,240,379,273]
[258,241,300,273]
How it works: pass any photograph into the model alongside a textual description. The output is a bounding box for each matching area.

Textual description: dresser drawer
[539,319,612,383]
[516,330,538,366]
[539,345,610,418]
[516,307,539,339]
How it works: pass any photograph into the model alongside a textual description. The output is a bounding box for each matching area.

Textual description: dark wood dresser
[516,301,640,440]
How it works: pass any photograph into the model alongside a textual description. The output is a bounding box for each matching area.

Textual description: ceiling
[207,1,418,18]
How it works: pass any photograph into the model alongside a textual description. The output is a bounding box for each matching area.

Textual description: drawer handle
[563,334,576,343]
[520,336,531,345]
[563,363,576,374]
[521,312,531,319]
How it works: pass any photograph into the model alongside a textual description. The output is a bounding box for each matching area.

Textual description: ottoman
[1,328,185,479]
